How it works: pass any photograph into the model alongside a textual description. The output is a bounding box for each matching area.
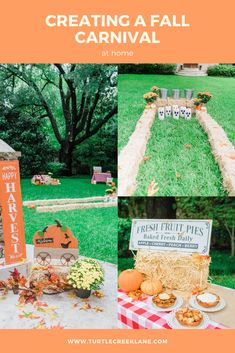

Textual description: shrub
[47,162,66,176]
[118,64,176,75]
[154,64,177,74]
[207,64,235,77]
[118,218,132,258]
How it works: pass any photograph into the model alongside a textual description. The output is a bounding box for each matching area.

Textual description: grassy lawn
[135,117,225,196]
[118,74,235,150]
[21,177,109,201]
[118,74,235,196]
[118,250,235,289]
[21,177,117,264]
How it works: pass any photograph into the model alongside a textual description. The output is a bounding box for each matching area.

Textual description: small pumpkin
[140,279,163,296]
[118,269,143,292]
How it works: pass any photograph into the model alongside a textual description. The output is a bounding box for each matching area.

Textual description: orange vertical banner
[0,160,26,264]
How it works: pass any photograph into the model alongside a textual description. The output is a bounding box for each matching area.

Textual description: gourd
[118,269,143,292]
[140,279,163,295]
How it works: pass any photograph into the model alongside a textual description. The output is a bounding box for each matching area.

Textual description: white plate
[167,310,210,329]
[148,295,183,312]
[189,295,226,312]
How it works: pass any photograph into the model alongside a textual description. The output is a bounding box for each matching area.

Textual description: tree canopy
[0,64,117,175]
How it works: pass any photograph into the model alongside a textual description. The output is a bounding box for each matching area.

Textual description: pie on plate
[152,292,177,308]
[175,307,203,327]
[196,292,220,308]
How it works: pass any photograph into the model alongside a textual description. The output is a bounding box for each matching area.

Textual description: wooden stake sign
[0,160,26,264]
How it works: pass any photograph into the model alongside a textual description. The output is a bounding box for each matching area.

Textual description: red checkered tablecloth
[118,289,226,329]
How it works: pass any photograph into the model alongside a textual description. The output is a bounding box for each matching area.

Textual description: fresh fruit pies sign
[0,160,26,264]
[129,219,212,254]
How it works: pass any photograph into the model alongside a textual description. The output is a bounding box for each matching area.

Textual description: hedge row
[207,64,235,77]
[118,64,177,74]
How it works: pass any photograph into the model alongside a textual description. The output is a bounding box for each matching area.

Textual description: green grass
[135,117,225,196]
[118,250,235,289]
[118,74,235,150]
[118,74,235,196]
[21,177,117,264]
[21,177,109,201]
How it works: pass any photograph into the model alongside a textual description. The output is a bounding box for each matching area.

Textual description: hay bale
[196,110,235,196]
[135,250,210,291]
[36,201,117,213]
[118,107,156,196]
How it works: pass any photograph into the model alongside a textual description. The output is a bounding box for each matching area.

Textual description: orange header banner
[0,160,26,264]
[0,0,234,63]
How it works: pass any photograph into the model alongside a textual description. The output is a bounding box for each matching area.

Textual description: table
[118,285,235,329]
[0,246,117,329]
[91,172,112,184]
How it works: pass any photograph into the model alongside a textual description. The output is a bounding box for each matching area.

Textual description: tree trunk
[59,141,74,176]
[120,197,176,219]
[146,197,176,219]
[231,226,235,257]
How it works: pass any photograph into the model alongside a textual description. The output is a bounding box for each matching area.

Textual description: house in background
[176,64,217,76]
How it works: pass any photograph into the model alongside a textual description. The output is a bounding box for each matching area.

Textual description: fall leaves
[0,268,106,329]
[0,266,69,305]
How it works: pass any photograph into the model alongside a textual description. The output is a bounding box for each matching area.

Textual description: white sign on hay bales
[130,219,212,254]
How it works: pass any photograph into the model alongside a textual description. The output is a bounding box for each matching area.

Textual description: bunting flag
[0,160,26,264]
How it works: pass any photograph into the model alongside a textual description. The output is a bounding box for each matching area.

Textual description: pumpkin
[140,279,163,296]
[118,269,143,292]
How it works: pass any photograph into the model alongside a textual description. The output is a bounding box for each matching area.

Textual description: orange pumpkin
[34,220,78,249]
[140,279,163,296]
[118,269,143,292]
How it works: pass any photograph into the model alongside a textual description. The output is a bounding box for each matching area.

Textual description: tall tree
[0,64,117,175]
[178,197,235,256]
[119,197,176,219]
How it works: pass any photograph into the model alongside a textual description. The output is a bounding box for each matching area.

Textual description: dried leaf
[33,301,48,308]
[92,290,104,299]
[79,303,91,311]
[93,306,104,313]
[128,290,147,301]
[176,171,181,179]
[184,144,192,149]
[15,303,25,310]
[143,156,150,161]
[18,311,40,319]
[34,319,47,329]
[147,180,159,196]
[36,306,58,320]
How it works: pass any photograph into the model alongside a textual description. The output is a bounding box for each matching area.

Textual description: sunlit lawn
[118,74,235,196]
[21,177,117,264]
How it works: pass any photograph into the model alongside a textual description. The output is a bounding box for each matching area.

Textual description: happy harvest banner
[0,0,234,62]
[0,160,26,264]
[129,219,212,254]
